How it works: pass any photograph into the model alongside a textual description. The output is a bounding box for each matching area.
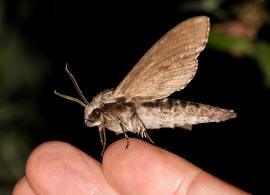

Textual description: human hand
[13,138,250,194]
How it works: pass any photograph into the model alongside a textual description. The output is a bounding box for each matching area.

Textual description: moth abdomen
[138,99,236,130]
[181,100,236,123]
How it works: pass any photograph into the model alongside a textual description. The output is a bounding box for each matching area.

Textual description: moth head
[84,89,114,127]
[55,65,115,128]
[84,105,102,127]
[84,94,104,127]
[54,64,99,127]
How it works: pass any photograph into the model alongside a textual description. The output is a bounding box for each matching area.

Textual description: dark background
[1,0,269,194]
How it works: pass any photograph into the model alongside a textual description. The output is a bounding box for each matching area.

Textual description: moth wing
[112,16,210,102]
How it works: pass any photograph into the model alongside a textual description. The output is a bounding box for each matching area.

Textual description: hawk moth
[55,16,236,156]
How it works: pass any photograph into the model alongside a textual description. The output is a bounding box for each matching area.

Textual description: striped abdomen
[137,98,236,130]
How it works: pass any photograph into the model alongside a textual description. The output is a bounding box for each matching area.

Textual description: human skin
[13,138,250,195]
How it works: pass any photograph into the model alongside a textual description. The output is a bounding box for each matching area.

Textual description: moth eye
[91,108,101,119]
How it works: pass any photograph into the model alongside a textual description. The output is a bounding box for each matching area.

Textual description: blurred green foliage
[253,41,270,86]
[208,32,270,86]
[0,0,48,193]
[208,31,253,54]
[179,0,270,88]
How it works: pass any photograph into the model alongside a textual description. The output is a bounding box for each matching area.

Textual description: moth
[55,16,236,156]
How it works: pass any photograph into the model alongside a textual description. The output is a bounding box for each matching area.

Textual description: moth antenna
[65,64,90,106]
[54,90,86,107]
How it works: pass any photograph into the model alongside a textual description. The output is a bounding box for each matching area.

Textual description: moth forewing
[112,16,210,101]
[55,16,236,156]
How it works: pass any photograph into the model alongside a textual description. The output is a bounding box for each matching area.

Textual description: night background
[1,0,270,194]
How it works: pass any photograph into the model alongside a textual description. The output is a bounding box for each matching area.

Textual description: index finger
[102,138,250,195]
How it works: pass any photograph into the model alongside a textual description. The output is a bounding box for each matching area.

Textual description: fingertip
[25,141,76,194]
[103,138,198,194]
[102,138,249,195]
[26,141,116,195]
[25,141,77,188]
[102,138,153,161]
[13,176,36,195]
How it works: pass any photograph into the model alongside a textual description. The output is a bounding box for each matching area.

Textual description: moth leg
[113,114,130,149]
[135,114,155,145]
[98,125,106,157]
[143,130,155,145]
[99,128,104,146]
[102,127,107,156]
[119,122,129,149]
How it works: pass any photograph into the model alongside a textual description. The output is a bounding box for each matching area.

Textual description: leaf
[253,41,270,87]
[208,31,253,56]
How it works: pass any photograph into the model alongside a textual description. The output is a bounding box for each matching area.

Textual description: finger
[13,176,36,195]
[26,141,118,195]
[102,138,250,195]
